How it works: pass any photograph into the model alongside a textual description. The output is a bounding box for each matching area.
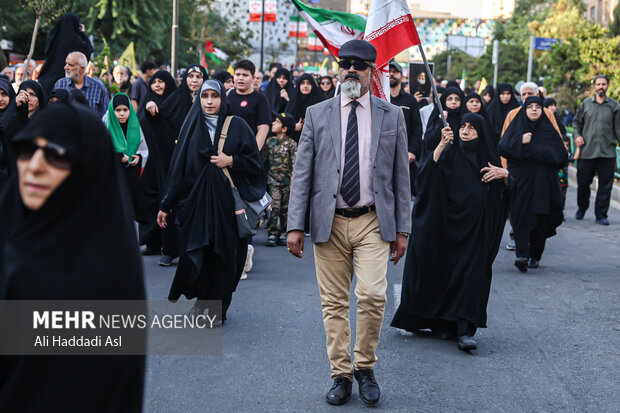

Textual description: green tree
[22,0,68,65]
[610,2,620,36]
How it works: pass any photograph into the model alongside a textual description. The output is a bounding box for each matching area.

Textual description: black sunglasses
[320,81,332,85]
[338,60,371,71]
[13,140,72,170]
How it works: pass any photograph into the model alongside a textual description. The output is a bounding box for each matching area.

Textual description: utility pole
[171,0,179,81]
[260,0,265,73]
[492,40,499,89]
[527,35,534,82]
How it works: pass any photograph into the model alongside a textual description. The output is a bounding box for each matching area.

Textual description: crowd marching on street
[0,8,619,412]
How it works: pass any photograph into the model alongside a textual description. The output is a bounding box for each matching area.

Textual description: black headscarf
[446,80,460,89]
[487,83,520,138]
[37,13,93,96]
[68,88,89,107]
[212,71,233,85]
[160,80,264,315]
[462,93,488,118]
[285,73,324,120]
[265,68,294,113]
[391,110,509,336]
[0,78,15,181]
[498,96,567,238]
[481,85,495,104]
[136,70,177,118]
[422,87,463,159]
[0,81,46,177]
[157,64,207,131]
[0,103,144,411]
[0,77,15,119]
[319,75,335,99]
[48,88,73,104]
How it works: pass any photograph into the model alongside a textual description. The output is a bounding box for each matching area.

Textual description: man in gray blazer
[287,40,411,407]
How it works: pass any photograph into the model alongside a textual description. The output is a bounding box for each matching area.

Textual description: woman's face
[466,98,481,114]
[16,137,71,211]
[201,89,221,115]
[151,78,166,96]
[320,78,332,92]
[482,93,492,104]
[499,90,511,104]
[299,79,312,95]
[0,89,9,110]
[276,75,288,89]
[186,71,204,92]
[114,104,130,124]
[547,103,557,113]
[459,122,479,141]
[445,93,461,110]
[223,78,234,90]
[25,88,39,114]
[526,103,542,122]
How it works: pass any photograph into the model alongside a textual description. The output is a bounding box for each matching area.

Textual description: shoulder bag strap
[218,116,236,188]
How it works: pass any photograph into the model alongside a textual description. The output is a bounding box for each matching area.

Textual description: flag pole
[417,44,447,128]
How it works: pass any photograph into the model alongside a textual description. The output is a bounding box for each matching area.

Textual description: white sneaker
[244,244,254,273]
[240,272,248,280]
[506,240,516,251]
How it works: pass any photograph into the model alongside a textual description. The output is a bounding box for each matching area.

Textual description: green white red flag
[290,0,367,56]
[364,0,421,100]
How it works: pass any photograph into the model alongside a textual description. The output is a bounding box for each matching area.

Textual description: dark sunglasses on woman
[12,140,72,170]
[338,60,371,71]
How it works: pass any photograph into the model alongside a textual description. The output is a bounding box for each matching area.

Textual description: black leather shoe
[528,258,539,268]
[575,209,585,220]
[325,377,352,406]
[354,369,380,407]
[514,257,528,272]
[457,335,477,351]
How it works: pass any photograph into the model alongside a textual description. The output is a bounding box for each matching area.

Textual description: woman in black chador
[486,83,520,143]
[422,86,463,160]
[157,80,264,323]
[264,67,294,113]
[285,73,324,142]
[392,113,510,351]
[498,96,567,272]
[0,103,145,412]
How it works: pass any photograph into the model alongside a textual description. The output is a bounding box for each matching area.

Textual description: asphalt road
[142,186,619,413]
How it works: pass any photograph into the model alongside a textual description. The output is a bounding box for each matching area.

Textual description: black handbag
[218,116,272,238]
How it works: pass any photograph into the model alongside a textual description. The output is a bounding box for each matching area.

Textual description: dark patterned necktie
[340,100,360,207]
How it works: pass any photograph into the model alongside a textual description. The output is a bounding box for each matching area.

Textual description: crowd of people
[0,11,619,411]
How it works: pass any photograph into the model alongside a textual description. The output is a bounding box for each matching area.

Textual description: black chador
[0,103,145,412]
[486,83,520,142]
[160,80,264,321]
[498,96,567,264]
[392,113,509,341]
[422,87,463,160]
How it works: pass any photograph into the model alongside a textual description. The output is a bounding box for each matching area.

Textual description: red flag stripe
[365,14,420,68]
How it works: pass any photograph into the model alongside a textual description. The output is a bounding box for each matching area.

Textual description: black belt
[334,205,376,218]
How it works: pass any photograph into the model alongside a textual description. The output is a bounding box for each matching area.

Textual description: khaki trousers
[313,211,390,380]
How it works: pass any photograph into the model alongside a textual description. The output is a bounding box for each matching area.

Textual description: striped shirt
[54,76,110,117]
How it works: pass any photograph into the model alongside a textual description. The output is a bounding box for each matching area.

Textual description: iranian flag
[291,0,367,57]
[364,0,421,100]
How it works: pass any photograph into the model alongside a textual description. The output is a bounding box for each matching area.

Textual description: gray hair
[67,51,88,69]
[520,82,539,95]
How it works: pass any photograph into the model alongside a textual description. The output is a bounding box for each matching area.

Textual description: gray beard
[341,79,362,99]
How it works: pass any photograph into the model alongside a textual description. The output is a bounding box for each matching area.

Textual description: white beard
[340,79,362,99]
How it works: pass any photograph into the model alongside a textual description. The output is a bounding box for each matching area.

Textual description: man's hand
[210,153,233,168]
[286,230,305,259]
[157,210,168,228]
[408,152,416,163]
[574,136,585,147]
[522,132,532,144]
[390,233,408,265]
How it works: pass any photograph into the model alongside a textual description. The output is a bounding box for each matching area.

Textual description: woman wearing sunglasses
[319,75,336,99]
[0,103,146,412]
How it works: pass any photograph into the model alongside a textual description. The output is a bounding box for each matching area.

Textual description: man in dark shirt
[131,60,159,112]
[389,61,423,195]
[228,59,272,149]
[573,74,620,225]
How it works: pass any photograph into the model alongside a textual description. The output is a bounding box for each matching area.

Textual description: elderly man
[112,64,132,95]
[287,40,411,407]
[1,66,13,82]
[53,51,109,116]
[573,75,620,225]
[12,64,26,93]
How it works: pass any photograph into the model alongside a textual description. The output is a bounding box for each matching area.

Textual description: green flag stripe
[291,0,366,31]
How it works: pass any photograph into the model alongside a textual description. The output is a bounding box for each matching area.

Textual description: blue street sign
[534,37,559,51]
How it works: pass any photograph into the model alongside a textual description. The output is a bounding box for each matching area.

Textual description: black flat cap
[338,40,377,64]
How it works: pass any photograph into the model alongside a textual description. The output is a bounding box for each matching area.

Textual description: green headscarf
[106,93,141,156]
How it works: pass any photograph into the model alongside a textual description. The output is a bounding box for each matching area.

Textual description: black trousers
[577,157,616,219]
[515,214,552,260]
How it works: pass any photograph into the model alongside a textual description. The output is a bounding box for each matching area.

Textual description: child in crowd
[102,93,149,221]
[264,112,297,246]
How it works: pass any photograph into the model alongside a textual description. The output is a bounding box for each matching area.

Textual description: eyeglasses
[13,140,72,170]
[338,60,371,71]
[320,81,332,86]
